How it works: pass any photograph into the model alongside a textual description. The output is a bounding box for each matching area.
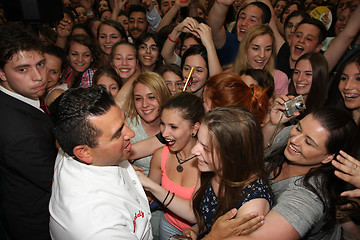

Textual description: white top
[49,149,153,240]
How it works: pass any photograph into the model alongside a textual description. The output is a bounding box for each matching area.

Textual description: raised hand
[332,150,360,198]
[112,0,127,11]
[269,95,300,125]
[56,17,73,38]
[193,23,213,48]
[175,0,190,8]
[174,17,199,35]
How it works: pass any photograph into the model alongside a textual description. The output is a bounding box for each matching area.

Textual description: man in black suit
[0,24,57,240]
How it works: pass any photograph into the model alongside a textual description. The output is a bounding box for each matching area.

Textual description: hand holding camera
[270,95,305,125]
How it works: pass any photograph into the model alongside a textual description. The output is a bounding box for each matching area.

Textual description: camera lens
[295,101,304,110]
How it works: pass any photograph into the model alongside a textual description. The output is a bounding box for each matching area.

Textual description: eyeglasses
[138,44,159,52]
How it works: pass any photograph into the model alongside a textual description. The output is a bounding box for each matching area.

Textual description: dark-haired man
[49,86,152,239]
[208,0,271,65]
[276,17,326,78]
[0,24,57,239]
[128,4,151,41]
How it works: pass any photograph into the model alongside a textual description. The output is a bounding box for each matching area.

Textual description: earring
[191,133,195,137]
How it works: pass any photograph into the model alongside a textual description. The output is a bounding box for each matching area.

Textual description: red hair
[205,73,269,123]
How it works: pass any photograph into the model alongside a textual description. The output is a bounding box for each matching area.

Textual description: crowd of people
[0,0,359,239]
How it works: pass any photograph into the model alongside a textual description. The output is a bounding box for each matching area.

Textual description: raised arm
[110,0,127,21]
[207,0,234,49]
[262,95,299,149]
[156,0,190,33]
[129,136,164,160]
[194,23,222,76]
[161,17,199,64]
[55,17,73,49]
[257,0,285,54]
[324,5,360,72]
[141,0,162,32]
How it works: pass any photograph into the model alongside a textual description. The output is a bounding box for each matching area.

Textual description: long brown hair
[193,106,268,234]
[288,52,329,116]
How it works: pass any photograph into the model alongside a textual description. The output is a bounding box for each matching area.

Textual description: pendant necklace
[175,152,197,172]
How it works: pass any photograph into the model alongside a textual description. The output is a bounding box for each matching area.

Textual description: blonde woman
[233,24,288,97]
[123,72,171,175]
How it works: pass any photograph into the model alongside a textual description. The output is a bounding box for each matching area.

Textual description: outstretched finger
[334,169,353,183]
[341,188,360,198]
[339,151,360,168]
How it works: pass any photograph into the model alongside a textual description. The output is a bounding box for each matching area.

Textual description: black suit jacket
[0,91,57,240]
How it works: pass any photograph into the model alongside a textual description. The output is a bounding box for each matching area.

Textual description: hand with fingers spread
[332,150,360,197]
[203,209,264,240]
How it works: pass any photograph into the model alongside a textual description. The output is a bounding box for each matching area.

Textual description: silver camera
[283,95,306,117]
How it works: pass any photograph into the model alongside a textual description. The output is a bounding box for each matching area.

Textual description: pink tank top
[161,146,196,231]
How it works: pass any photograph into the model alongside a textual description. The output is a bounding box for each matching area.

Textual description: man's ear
[322,153,335,164]
[0,69,7,82]
[315,43,322,53]
[73,145,94,164]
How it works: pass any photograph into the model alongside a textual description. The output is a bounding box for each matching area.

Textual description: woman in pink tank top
[147,92,205,240]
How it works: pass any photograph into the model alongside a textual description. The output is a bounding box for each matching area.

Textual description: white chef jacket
[49,149,152,240]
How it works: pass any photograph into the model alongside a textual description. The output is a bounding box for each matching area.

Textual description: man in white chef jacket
[49,85,152,240]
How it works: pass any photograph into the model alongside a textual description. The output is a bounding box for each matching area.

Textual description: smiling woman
[147,92,204,240]
[250,107,359,240]
[288,52,329,117]
[325,50,360,150]
[135,32,163,73]
[97,20,127,65]
[123,72,171,175]
[62,34,99,88]
[234,25,289,97]
[181,45,209,97]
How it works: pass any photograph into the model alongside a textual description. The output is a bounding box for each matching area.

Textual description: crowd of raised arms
[0,0,359,239]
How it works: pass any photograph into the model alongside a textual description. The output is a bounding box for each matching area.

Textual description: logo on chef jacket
[133,210,145,232]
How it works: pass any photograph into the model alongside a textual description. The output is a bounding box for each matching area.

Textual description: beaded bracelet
[168,34,180,43]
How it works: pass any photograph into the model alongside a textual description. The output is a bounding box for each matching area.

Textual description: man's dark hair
[128,4,147,18]
[0,24,44,69]
[296,17,327,43]
[50,85,116,157]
